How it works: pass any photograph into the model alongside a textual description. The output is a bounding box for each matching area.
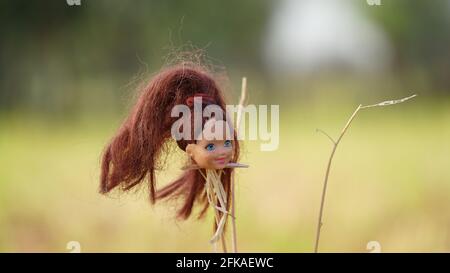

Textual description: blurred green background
[1,0,450,252]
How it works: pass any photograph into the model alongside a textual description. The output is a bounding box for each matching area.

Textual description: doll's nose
[217,147,231,157]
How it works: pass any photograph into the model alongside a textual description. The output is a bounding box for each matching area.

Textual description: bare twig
[314,94,417,253]
[231,77,248,253]
[316,129,336,144]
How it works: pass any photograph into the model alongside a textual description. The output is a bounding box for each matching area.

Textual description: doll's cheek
[193,150,215,168]
[204,154,217,167]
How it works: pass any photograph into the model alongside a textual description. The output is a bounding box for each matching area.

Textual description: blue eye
[224,140,232,147]
[205,143,215,151]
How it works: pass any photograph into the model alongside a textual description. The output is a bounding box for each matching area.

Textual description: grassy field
[1,97,449,252]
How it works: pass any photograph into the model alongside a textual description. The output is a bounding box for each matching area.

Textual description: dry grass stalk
[230,77,248,253]
[314,94,417,253]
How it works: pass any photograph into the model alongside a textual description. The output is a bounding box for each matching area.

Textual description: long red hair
[100,63,239,220]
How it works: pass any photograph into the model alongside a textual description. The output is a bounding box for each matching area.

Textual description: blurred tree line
[0,0,270,117]
[0,0,449,118]
[365,0,450,93]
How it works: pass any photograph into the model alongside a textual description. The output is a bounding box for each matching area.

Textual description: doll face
[186,119,234,170]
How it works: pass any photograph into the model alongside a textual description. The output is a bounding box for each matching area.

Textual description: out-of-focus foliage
[364,0,450,92]
[0,0,270,114]
[1,0,449,116]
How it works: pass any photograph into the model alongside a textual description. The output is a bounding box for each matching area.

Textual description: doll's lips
[215,157,228,164]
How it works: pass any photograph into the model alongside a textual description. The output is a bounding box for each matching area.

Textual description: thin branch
[231,77,248,253]
[237,77,248,124]
[316,128,337,144]
[314,105,361,253]
[361,94,417,109]
[314,94,416,253]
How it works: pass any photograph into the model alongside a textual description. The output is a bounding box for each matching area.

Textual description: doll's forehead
[200,119,233,141]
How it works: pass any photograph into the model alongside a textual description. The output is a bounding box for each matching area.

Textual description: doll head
[172,91,236,170]
[100,63,239,220]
